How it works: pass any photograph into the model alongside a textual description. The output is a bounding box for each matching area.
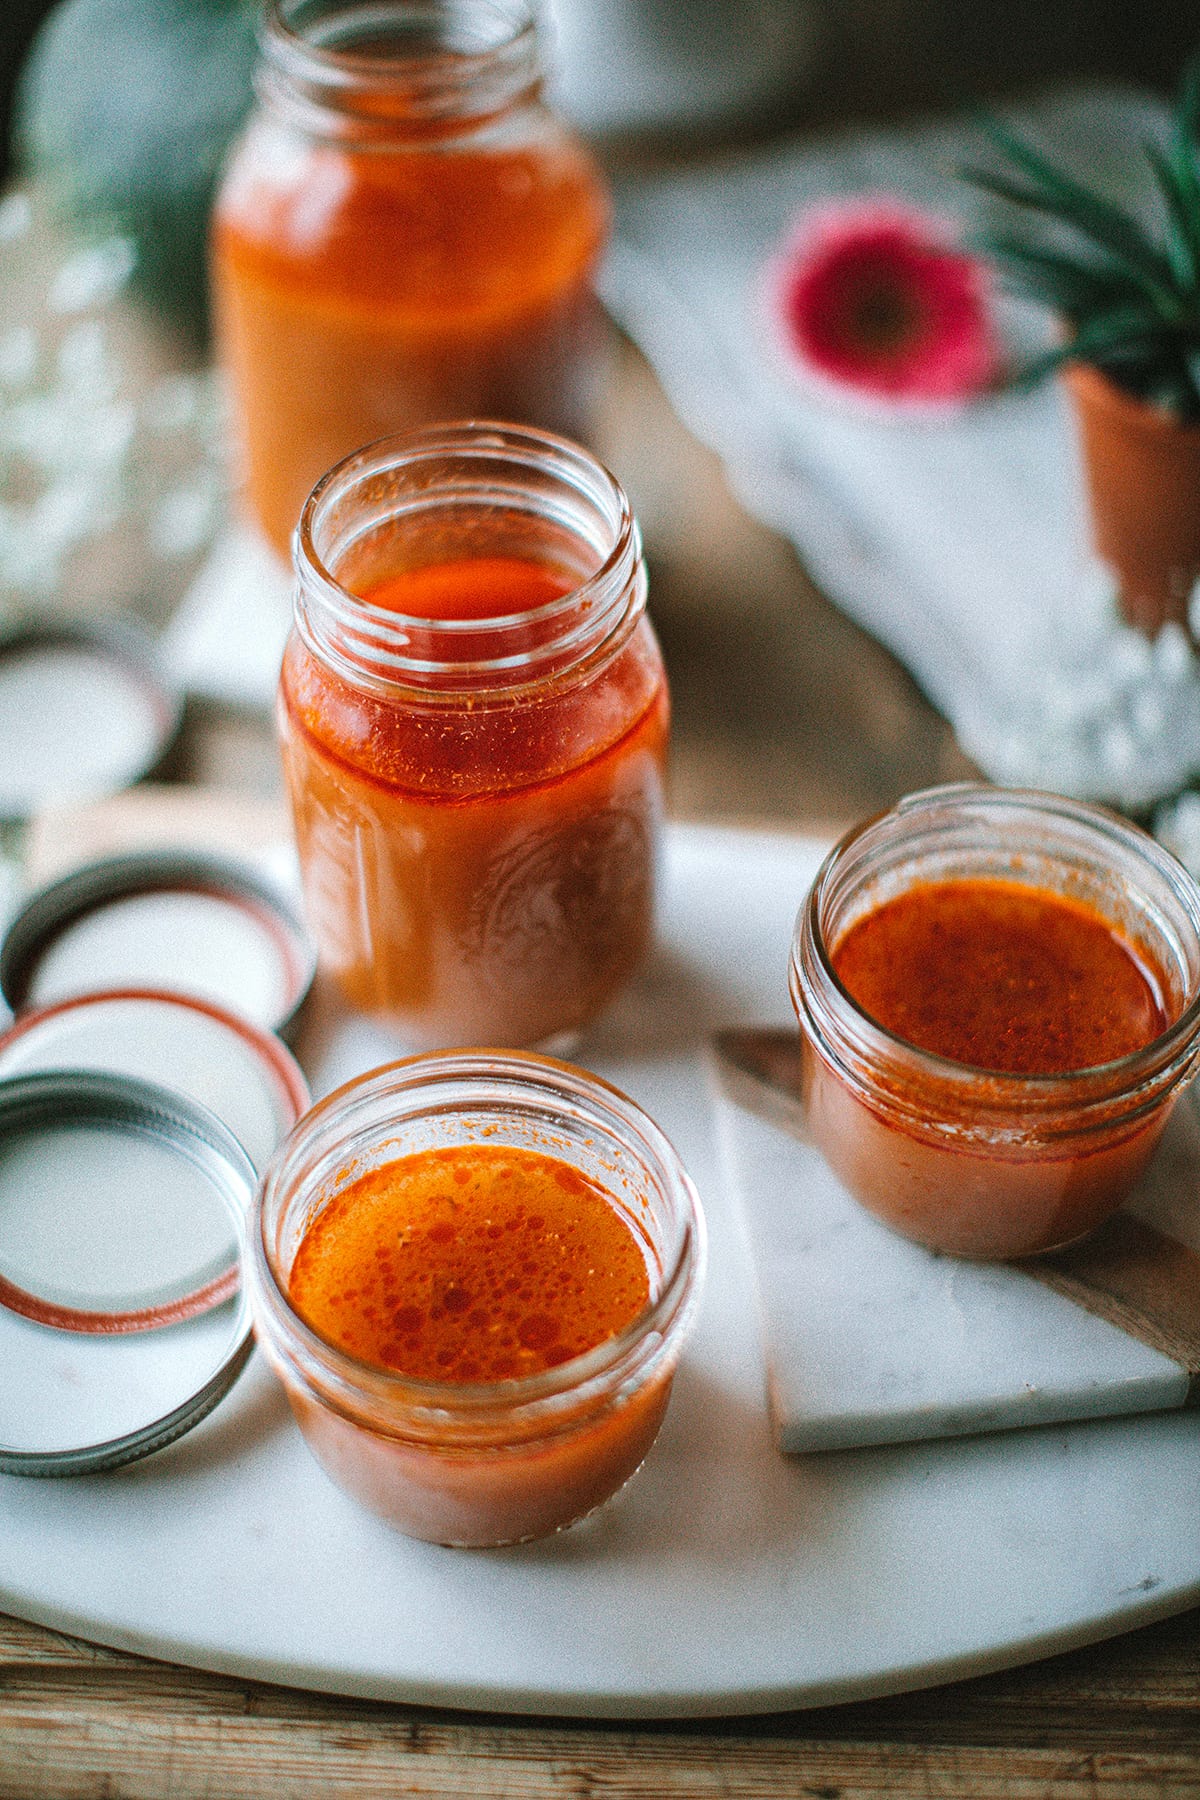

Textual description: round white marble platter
[0,823,1197,1718]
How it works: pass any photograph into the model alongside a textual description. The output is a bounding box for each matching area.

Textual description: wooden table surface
[2,340,1198,1799]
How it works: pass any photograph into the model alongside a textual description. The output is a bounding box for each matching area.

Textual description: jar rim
[250,1050,706,1422]
[292,422,645,692]
[792,783,1200,1112]
[260,0,541,130]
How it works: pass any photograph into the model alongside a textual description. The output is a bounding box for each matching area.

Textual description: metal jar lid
[0,988,310,1172]
[0,849,316,1040]
[0,620,182,822]
[0,1069,256,1477]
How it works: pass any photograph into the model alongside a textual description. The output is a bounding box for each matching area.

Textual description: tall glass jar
[211,0,612,557]
[279,421,668,1047]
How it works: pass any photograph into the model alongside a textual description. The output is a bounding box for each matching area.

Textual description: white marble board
[716,1071,1200,1454]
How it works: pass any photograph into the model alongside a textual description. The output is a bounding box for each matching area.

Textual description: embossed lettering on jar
[279,423,668,1047]
[211,0,611,557]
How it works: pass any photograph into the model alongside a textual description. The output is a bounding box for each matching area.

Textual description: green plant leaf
[960,115,1187,322]
[1068,304,1178,357]
[977,231,1136,316]
[965,115,1170,269]
[1139,347,1200,419]
[958,86,1200,411]
[1143,139,1200,296]
[1010,302,1181,386]
[1175,47,1200,156]
[1177,346,1200,417]
[1012,340,1181,406]
[962,163,1186,324]
[1005,342,1085,388]
[965,162,1192,326]
[1169,51,1200,277]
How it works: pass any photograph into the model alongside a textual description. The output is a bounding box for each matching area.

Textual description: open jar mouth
[261,0,542,133]
[249,1051,706,1440]
[292,423,645,696]
[791,784,1200,1140]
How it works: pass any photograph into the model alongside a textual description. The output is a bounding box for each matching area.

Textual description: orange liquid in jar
[803,875,1179,1258]
[249,1047,703,1546]
[366,556,572,620]
[832,878,1170,1073]
[213,130,610,557]
[288,1143,652,1383]
[279,551,668,1047]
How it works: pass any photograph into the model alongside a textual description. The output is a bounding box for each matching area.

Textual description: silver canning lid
[0,1069,256,1477]
[0,849,317,1040]
[0,988,310,1173]
[0,620,182,822]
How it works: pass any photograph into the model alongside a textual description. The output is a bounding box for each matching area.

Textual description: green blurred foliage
[14,0,260,346]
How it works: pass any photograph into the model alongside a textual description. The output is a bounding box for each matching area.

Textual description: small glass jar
[790,785,1200,1259]
[248,1051,706,1546]
[278,422,668,1048]
[211,0,611,557]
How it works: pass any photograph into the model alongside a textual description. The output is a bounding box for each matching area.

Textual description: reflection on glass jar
[790,785,1200,1260]
[279,421,668,1046]
[211,0,611,557]
[248,1051,706,1546]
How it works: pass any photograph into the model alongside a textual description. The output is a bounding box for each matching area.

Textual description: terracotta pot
[1063,361,1200,637]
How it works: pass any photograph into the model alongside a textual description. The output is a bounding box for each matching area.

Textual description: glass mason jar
[790,785,1200,1259]
[278,421,668,1047]
[211,0,612,557]
[248,1051,706,1546]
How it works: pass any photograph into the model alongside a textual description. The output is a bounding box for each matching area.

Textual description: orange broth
[801,875,1181,1258]
[831,877,1169,1073]
[279,550,668,1046]
[366,555,574,620]
[213,131,610,557]
[288,1143,651,1383]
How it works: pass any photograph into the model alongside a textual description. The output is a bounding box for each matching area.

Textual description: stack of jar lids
[0,848,317,1476]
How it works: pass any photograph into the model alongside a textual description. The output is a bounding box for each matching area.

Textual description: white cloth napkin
[602,86,1200,809]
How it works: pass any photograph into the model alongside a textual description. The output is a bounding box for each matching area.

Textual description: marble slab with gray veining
[713,1074,1200,1453]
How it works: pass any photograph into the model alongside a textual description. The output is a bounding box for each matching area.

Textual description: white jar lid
[1,850,317,1039]
[0,987,309,1172]
[0,1071,256,1476]
[0,622,182,821]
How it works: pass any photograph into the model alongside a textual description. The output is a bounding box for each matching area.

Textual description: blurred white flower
[0,329,38,389]
[0,193,32,244]
[0,189,227,629]
[973,560,1200,811]
[47,239,137,315]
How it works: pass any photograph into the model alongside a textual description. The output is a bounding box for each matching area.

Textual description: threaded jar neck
[258,0,542,142]
[791,784,1200,1142]
[292,422,647,696]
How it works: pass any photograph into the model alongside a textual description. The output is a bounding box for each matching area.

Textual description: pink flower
[763,198,1000,410]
